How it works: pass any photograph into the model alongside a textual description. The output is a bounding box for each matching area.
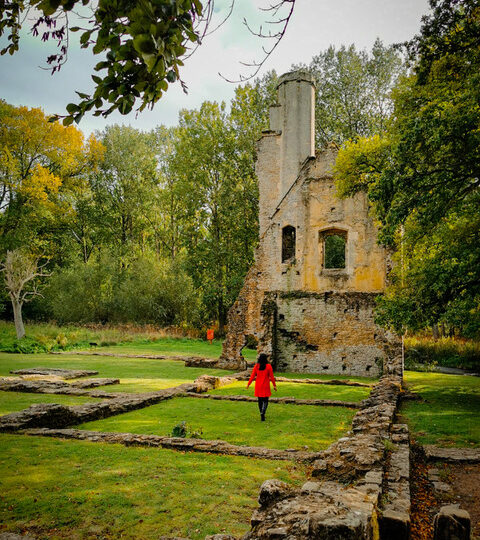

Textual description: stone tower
[219,70,402,377]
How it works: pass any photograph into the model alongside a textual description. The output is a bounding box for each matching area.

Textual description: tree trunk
[12,297,25,339]
[432,323,440,341]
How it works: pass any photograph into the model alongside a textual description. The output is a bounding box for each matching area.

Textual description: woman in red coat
[247,353,277,421]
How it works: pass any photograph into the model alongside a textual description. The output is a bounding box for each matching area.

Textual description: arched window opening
[282,225,296,262]
[323,232,346,269]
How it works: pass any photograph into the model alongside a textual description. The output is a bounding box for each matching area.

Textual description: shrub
[405,336,480,371]
[170,421,203,439]
[45,254,202,327]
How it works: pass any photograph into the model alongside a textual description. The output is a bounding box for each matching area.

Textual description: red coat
[247,363,276,397]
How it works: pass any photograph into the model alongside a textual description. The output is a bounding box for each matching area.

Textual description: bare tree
[1,249,49,339]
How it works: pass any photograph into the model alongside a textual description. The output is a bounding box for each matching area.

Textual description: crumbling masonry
[219,70,402,377]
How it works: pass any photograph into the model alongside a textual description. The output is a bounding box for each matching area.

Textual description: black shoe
[261,414,265,421]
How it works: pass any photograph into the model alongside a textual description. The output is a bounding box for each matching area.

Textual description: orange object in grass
[206,329,214,343]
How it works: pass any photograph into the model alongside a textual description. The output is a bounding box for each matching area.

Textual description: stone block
[433,505,471,540]
[379,509,410,540]
[433,481,452,494]
[258,480,292,508]
[0,534,37,540]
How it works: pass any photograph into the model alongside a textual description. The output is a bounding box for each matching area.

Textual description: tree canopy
[334,0,480,336]
[0,0,295,124]
[294,40,404,147]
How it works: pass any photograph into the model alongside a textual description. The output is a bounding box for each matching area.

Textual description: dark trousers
[257,397,269,415]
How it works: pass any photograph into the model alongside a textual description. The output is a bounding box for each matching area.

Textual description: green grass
[0,353,234,394]
[95,338,257,362]
[0,321,258,360]
[0,433,305,539]
[210,380,370,402]
[401,371,480,447]
[0,391,103,416]
[77,397,355,451]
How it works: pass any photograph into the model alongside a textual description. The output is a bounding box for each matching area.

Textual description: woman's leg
[257,397,263,413]
[262,397,269,415]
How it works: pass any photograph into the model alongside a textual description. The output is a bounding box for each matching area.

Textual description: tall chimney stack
[256,70,316,236]
[270,70,316,199]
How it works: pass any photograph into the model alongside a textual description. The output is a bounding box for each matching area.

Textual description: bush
[45,254,202,327]
[114,256,202,326]
[405,336,480,371]
[46,254,116,324]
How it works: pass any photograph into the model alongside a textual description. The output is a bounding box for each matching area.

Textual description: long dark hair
[257,353,269,371]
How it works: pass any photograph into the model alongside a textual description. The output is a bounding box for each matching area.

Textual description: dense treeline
[0,73,278,333]
[0,41,403,335]
[335,0,480,338]
[3,9,478,341]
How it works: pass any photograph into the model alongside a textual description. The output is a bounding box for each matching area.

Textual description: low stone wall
[0,377,119,395]
[184,393,362,408]
[275,376,372,387]
[52,351,220,365]
[379,424,411,538]
[11,368,98,379]
[23,428,324,462]
[0,383,197,432]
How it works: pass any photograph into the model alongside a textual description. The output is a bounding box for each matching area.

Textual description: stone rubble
[433,505,471,540]
[11,367,98,379]
[244,479,380,540]
[428,468,452,494]
[424,445,480,463]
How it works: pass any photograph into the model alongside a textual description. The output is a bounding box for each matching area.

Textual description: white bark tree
[1,249,49,339]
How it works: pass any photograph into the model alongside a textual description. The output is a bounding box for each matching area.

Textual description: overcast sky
[0,0,431,136]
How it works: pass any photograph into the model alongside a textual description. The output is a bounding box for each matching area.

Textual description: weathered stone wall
[275,291,385,376]
[220,70,402,376]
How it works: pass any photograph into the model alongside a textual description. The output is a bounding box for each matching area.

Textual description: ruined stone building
[219,70,401,377]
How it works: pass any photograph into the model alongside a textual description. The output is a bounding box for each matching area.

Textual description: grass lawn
[0,353,234,394]
[77,397,355,451]
[401,371,480,447]
[94,338,258,362]
[0,391,103,416]
[210,380,371,402]
[0,433,305,539]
